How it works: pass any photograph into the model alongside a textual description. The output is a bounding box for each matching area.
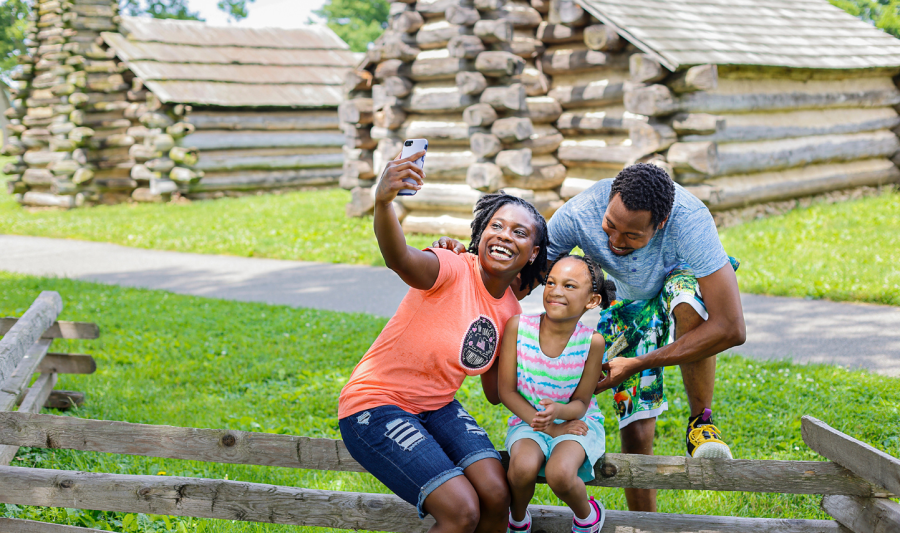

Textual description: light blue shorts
[505,418,606,482]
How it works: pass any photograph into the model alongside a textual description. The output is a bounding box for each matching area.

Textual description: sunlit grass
[1,273,898,530]
[720,192,900,306]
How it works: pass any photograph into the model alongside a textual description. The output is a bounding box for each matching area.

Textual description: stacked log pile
[341,0,639,235]
[179,108,344,200]
[623,61,900,225]
[0,0,193,206]
[4,8,353,208]
[538,0,637,201]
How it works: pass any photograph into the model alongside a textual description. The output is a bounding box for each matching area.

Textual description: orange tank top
[339,249,521,418]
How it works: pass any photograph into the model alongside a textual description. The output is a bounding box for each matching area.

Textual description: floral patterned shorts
[596,257,739,429]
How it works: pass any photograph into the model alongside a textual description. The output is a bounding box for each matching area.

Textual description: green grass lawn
[0,163,440,267]
[721,192,900,306]
[2,157,898,304]
[1,273,898,531]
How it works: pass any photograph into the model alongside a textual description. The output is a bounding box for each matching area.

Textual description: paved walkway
[2,234,898,377]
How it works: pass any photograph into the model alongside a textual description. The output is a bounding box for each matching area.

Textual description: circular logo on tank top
[460,316,498,370]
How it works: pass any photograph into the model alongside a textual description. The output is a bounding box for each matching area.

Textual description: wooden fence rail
[0,411,891,497]
[1,293,898,533]
[0,465,849,533]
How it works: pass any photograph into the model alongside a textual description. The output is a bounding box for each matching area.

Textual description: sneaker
[507,511,531,533]
[686,408,734,459]
[572,497,605,533]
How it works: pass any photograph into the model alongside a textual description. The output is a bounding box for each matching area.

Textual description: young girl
[498,253,614,533]
[339,149,550,533]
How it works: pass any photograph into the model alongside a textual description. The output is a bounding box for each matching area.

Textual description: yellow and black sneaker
[686,408,733,459]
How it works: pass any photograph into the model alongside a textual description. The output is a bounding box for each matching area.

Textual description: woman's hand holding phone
[374,150,426,205]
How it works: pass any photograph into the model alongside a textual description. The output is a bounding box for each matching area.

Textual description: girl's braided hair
[547,253,616,309]
[468,192,549,293]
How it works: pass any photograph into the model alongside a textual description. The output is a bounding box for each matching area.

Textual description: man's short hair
[609,163,675,227]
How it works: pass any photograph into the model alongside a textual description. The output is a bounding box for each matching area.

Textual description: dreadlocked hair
[547,252,616,309]
[609,163,675,228]
[468,192,549,293]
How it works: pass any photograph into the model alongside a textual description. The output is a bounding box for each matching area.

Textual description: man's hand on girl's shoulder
[432,236,467,254]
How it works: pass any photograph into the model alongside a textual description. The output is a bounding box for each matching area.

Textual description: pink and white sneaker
[571,497,605,533]
[507,510,531,533]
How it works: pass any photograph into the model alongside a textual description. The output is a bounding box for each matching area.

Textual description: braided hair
[468,192,549,293]
[609,163,675,228]
[547,252,616,309]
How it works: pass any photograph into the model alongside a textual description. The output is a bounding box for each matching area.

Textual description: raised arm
[597,263,745,391]
[374,151,441,290]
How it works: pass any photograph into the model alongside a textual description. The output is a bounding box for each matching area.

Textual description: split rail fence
[0,292,899,533]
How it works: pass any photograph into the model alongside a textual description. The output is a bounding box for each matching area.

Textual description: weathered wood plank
[0,373,57,466]
[821,495,900,533]
[0,318,98,340]
[0,413,890,496]
[0,412,365,472]
[590,452,892,497]
[0,339,53,411]
[0,517,107,533]
[802,416,900,497]
[36,353,96,375]
[0,465,854,533]
[0,293,63,385]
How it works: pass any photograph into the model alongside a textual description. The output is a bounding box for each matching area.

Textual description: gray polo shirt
[547,179,729,301]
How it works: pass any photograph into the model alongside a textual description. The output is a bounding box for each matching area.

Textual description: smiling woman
[336,153,549,532]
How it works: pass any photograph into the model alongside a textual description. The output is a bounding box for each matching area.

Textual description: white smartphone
[396,138,428,196]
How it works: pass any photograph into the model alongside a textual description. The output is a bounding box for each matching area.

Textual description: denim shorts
[339,399,502,518]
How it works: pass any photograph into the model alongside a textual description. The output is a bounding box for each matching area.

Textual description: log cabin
[3,2,358,207]
[342,0,900,233]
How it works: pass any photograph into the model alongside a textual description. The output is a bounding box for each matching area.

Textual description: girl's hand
[531,399,559,432]
[431,236,467,254]
[375,150,426,205]
[547,420,588,438]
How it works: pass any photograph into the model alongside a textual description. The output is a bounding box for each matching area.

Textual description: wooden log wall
[2,1,344,207]
[342,0,630,235]
[2,0,136,206]
[622,60,900,225]
[181,109,345,200]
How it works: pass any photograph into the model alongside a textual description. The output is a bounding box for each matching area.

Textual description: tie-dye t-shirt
[509,313,603,427]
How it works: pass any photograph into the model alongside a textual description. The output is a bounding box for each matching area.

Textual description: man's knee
[673,302,704,338]
[620,418,656,455]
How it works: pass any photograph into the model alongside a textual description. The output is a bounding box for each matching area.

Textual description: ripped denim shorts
[339,399,501,518]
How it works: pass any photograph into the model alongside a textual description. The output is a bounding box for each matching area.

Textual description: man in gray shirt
[435,163,745,512]
[546,163,745,512]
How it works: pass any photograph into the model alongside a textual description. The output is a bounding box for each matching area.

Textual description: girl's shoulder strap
[563,320,596,356]
[517,313,542,338]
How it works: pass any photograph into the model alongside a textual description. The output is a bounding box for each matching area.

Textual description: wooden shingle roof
[577,0,900,71]
[102,17,359,108]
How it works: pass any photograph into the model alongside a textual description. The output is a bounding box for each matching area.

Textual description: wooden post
[821,494,900,533]
[802,416,900,497]
[0,293,63,386]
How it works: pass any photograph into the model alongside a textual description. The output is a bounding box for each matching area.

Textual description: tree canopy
[830,0,900,38]
[0,0,27,77]
[313,0,388,53]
